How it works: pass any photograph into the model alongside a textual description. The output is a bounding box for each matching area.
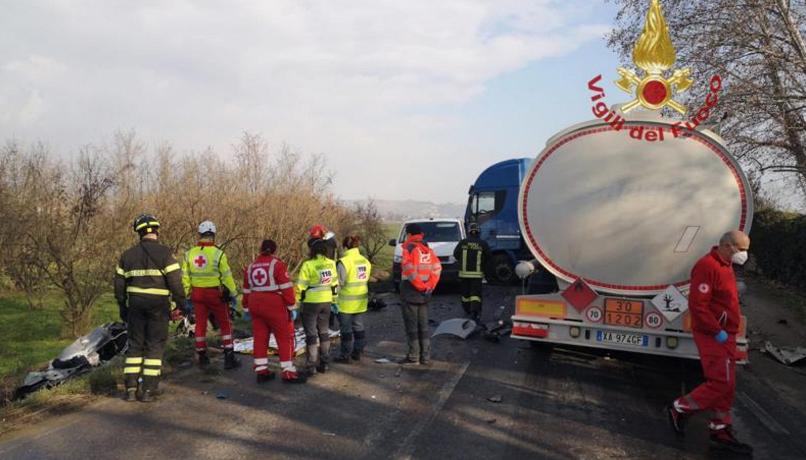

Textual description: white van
[389,218,465,288]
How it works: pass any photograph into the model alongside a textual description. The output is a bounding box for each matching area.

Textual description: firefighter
[666,230,753,455]
[398,224,442,365]
[453,222,489,323]
[242,239,306,383]
[333,235,372,363]
[296,239,339,374]
[181,220,241,369]
[115,214,185,402]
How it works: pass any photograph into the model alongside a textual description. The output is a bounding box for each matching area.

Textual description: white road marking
[394,361,471,460]
[737,391,790,435]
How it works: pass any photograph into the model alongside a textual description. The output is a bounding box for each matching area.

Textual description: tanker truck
[510,111,752,362]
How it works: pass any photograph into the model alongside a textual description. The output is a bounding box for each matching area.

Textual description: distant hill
[346,199,465,222]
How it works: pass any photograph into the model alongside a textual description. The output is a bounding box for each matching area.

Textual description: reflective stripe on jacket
[114,239,185,307]
[181,242,238,296]
[337,248,372,314]
[296,255,339,303]
[400,235,442,293]
[242,254,296,309]
[454,236,489,279]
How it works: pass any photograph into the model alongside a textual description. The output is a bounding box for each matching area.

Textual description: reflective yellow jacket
[295,255,338,303]
[181,242,238,296]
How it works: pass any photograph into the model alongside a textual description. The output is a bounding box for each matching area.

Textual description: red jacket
[688,247,741,335]
[242,254,296,310]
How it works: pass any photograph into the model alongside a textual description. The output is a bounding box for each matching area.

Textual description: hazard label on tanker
[651,285,688,322]
[561,278,597,313]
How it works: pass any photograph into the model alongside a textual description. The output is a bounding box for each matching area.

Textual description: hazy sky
[1,0,624,204]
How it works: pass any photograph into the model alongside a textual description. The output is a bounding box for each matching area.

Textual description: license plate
[596,330,648,347]
[603,298,644,328]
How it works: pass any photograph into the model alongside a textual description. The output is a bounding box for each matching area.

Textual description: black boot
[316,361,329,374]
[709,427,753,455]
[256,371,276,384]
[333,355,351,364]
[224,350,241,369]
[138,377,158,403]
[197,351,210,367]
[124,374,139,402]
[350,350,361,362]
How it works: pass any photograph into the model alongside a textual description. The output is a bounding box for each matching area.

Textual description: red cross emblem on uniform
[194,254,208,268]
[252,267,268,286]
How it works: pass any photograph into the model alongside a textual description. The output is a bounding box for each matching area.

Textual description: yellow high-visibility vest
[181,244,238,296]
[337,248,372,314]
[296,255,338,303]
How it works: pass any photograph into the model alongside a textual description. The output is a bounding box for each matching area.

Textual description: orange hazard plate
[603,298,644,329]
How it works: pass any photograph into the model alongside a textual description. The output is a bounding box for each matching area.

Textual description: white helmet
[198,220,217,235]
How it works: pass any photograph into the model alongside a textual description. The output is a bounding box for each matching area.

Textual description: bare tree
[607,0,806,206]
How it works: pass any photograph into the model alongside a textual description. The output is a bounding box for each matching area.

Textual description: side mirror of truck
[388,239,397,247]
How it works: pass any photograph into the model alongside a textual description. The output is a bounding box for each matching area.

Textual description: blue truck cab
[465,158,534,284]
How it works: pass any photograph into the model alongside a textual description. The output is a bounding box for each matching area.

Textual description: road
[1,285,805,459]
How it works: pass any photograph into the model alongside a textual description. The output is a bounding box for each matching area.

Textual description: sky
[0,0,624,204]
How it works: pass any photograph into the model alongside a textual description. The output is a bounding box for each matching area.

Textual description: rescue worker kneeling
[333,235,372,363]
[182,220,241,369]
[242,239,306,383]
[115,214,186,402]
[296,239,339,374]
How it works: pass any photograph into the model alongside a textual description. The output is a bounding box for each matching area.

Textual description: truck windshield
[401,222,461,243]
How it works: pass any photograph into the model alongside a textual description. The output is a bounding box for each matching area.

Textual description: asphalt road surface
[1,285,805,459]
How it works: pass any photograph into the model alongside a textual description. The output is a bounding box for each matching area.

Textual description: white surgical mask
[731,250,748,265]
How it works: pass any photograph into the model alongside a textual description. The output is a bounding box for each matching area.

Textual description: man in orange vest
[398,224,442,365]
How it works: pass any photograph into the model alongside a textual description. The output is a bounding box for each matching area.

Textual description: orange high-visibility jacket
[401,234,442,292]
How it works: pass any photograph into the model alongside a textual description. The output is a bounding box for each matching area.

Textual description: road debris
[487,395,503,403]
[15,322,128,400]
[375,358,393,364]
[482,319,513,343]
[763,341,806,365]
[432,318,477,339]
[216,390,229,399]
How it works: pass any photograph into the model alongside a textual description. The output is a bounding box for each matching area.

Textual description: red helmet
[309,224,327,239]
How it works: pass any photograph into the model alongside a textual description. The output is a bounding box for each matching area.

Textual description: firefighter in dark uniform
[453,222,489,323]
[115,214,185,402]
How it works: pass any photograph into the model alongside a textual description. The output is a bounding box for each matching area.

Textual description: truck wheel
[490,254,515,284]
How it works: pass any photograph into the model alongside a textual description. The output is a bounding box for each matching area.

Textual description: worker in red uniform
[667,230,752,456]
[242,239,306,384]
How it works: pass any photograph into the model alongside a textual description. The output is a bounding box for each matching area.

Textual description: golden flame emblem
[615,0,692,114]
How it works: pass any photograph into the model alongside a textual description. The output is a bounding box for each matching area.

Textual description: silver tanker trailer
[511,111,752,362]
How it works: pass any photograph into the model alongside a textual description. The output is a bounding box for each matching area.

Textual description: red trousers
[192,287,233,351]
[250,301,295,374]
[675,332,736,428]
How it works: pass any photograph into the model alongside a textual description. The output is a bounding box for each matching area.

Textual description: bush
[750,208,806,289]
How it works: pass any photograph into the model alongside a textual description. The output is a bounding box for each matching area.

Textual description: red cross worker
[242,239,306,384]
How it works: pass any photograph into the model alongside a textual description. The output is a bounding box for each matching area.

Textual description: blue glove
[183,299,193,315]
[331,303,339,315]
[243,310,251,321]
[290,309,298,321]
[715,330,728,344]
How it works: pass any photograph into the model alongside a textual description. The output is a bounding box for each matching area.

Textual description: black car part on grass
[14,322,128,400]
